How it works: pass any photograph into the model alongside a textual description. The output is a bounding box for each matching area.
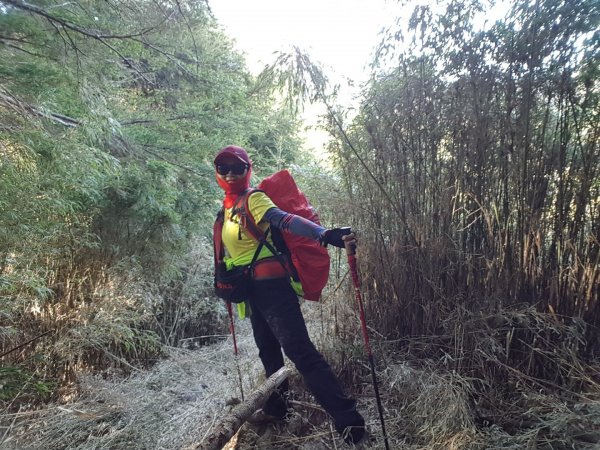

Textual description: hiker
[213,145,366,444]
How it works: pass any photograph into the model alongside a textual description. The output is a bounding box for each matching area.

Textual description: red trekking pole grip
[344,237,361,286]
[344,239,371,354]
[347,254,361,289]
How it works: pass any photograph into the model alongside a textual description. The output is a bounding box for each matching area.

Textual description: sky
[208,0,511,156]
[209,0,401,155]
[208,1,510,90]
[209,0,399,88]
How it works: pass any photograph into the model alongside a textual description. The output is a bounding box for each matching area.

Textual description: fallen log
[191,366,292,450]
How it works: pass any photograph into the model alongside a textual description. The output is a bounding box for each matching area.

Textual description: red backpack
[214,170,330,301]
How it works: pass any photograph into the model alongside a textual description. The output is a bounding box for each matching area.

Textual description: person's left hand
[320,227,352,248]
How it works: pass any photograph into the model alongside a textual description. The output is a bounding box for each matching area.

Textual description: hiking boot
[247,409,286,425]
[335,413,366,446]
[262,390,289,419]
[341,424,367,446]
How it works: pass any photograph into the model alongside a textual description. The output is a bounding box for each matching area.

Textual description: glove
[320,227,352,248]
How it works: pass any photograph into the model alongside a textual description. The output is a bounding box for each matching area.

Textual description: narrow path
[2,302,369,449]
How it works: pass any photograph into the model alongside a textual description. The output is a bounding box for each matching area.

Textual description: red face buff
[214,146,253,208]
[216,166,252,208]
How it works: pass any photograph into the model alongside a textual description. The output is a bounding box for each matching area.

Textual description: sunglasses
[216,163,249,176]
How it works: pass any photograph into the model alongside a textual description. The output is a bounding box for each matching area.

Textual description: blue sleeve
[263,207,326,241]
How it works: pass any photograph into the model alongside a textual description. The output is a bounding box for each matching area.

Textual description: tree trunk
[190,366,292,450]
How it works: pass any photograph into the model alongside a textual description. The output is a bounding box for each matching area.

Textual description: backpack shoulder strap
[238,189,291,274]
[234,189,281,266]
[237,188,268,242]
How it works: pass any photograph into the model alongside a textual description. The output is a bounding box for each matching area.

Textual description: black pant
[248,278,364,432]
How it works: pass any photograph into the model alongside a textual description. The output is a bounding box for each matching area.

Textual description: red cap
[214,145,251,166]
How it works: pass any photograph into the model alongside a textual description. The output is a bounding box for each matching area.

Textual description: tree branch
[139,144,206,177]
[174,0,200,74]
[188,366,292,450]
[0,91,206,178]
[1,41,49,58]
[5,0,165,40]
[121,114,199,126]
[0,91,81,127]
[5,0,163,85]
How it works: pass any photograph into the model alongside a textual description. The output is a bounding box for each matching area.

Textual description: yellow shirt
[222,191,276,267]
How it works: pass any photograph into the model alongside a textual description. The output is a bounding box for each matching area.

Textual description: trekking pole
[344,237,390,450]
[226,301,244,401]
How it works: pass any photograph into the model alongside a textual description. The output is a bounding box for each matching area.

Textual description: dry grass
[0,301,370,450]
[1,322,261,450]
[2,284,599,450]
[0,237,225,412]
[317,285,600,450]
